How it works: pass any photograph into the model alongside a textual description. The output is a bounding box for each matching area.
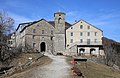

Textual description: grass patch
[66,56,120,78]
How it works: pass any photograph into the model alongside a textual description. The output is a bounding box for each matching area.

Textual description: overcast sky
[0,0,120,42]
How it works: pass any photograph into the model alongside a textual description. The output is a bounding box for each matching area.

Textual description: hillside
[102,37,120,69]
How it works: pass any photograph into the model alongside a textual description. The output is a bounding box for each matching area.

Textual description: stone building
[15,12,71,54]
[14,12,104,56]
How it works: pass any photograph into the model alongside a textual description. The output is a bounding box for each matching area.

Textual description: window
[33,29,36,33]
[11,41,13,44]
[8,41,11,44]
[95,32,97,36]
[95,39,97,43]
[42,30,44,34]
[33,43,36,47]
[88,26,90,29]
[80,32,82,36]
[51,30,53,35]
[80,25,83,29]
[37,24,39,26]
[87,39,90,45]
[8,41,12,44]
[71,27,73,29]
[71,32,73,36]
[87,32,90,36]
[80,39,83,43]
[51,37,53,40]
[70,39,73,43]
[58,18,62,23]
[32,35,35,39]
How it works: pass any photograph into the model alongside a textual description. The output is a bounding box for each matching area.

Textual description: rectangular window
[70,39,73,43]
[95,32,97,36]
[87,32,90,36]
[10,41,13,44]
[8,41,11,44]
[51,37,53,40]
[95,39,97,43]
[88,26,90,29]
[33,29,36,33]
[80,32,82,36]
[71,32,73,36]
[32,35,35,39]
[80,39,83,43]
[33,43,36,47]
[80,25,83,29]
[87,39,90,45]
[42,30,44,34]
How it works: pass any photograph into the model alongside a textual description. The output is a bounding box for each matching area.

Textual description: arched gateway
[40,42,46,52]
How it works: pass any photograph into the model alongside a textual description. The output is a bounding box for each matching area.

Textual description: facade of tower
[54,12,66,54]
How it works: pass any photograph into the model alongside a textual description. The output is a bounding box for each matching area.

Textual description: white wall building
[66,19,104,56]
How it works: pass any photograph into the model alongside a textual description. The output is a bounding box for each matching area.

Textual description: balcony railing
[67,41,102,49]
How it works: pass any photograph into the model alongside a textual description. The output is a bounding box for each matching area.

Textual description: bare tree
[0,11,14,36]
[0,10,14,64]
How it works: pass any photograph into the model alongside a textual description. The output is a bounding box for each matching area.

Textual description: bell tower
[54,12,65,33]
[54,12,66,54]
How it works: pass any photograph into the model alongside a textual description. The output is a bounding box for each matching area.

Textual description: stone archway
[40,42,46,52]
[79,48,85,56]
[90,48,96,55]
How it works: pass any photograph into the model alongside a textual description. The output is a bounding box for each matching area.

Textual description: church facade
[15,12,104,56]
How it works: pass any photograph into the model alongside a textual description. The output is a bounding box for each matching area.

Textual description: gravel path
[6,54,80,78]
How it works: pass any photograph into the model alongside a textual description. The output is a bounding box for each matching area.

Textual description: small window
[58,18,62,23]
[11,41,13,44]
[8,41,11,44]
[51,30,53,35]
[80,32,82,36]
[42,30,44,34]
[95,32,97,36]
[51,37,53,40]
[70,39,73,43]
[37,24,39,26]
[88,26,90,29]
[71,32,73,36]
[33,29,36,33]
[71,27,73,29]
[95,39,97,43]
[32,35,35,39]
[80,39,83,43]
[87,32,90,36]
[33,43,36,47]
[80,25,83,29]
[87,39,90,45]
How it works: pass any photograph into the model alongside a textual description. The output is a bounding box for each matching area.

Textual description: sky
[0,0,120,42]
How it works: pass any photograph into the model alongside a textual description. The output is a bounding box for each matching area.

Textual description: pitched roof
[72,19,103,32]
[17,18,72,33]
[20,19,48,33]
[16,22,32,31]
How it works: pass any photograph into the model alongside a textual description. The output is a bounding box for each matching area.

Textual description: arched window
[58,18,62,23]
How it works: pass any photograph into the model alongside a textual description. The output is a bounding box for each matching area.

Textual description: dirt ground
[4,54,81,78]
